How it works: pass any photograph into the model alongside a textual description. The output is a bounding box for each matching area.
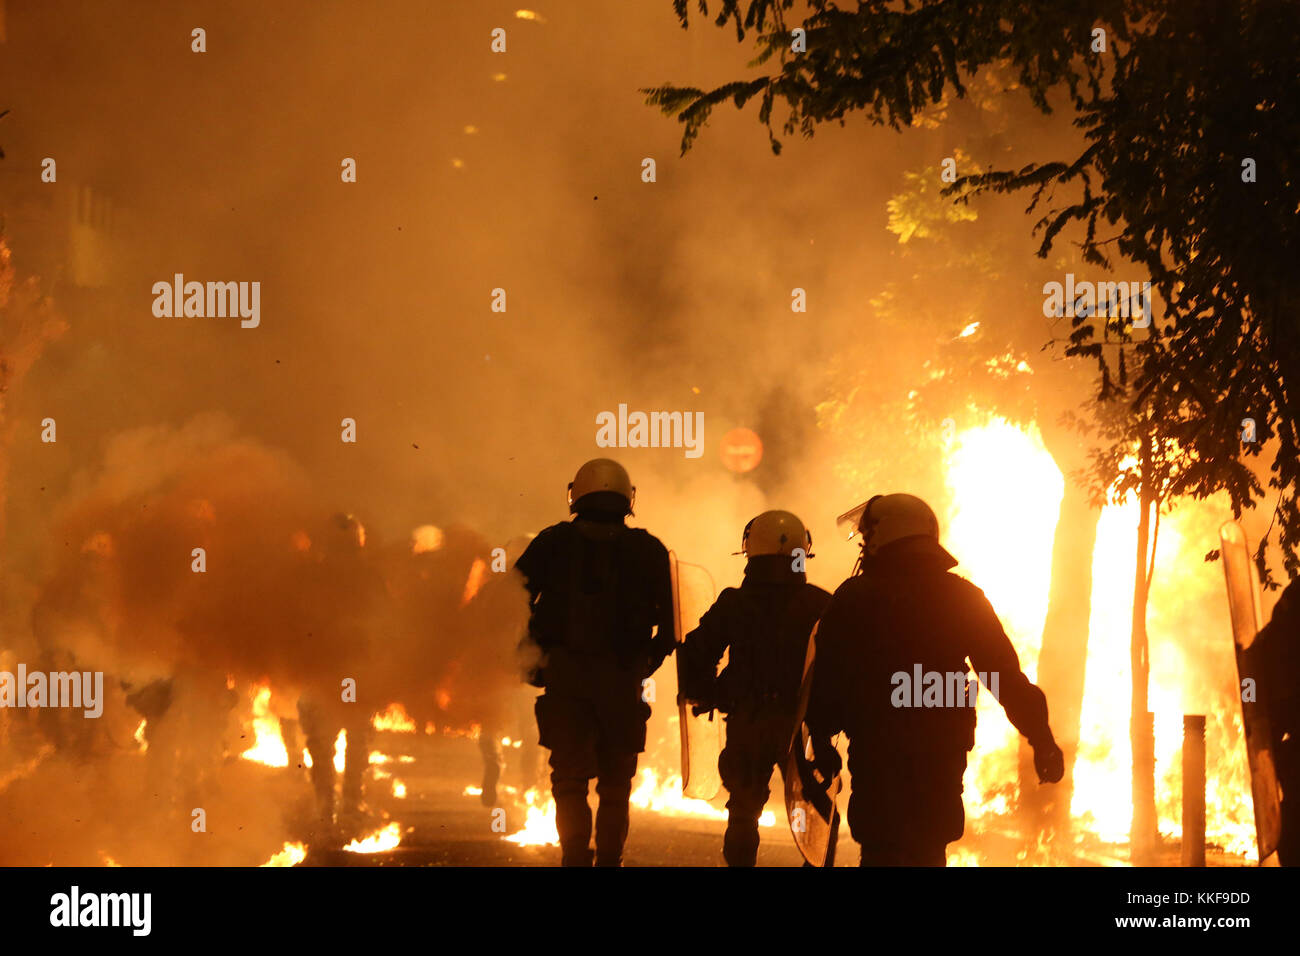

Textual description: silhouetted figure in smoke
[680,511,830,866]
[31,529,237,816]
[1244,578,1300,866]
[374,521,537,805]
[124,671,238,815]
[296,513,379,841]
[516,459,675,866]
[459,533,539,806]
[806,494,1064,866]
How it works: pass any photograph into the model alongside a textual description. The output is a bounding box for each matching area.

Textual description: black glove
[1033,739,1064,784]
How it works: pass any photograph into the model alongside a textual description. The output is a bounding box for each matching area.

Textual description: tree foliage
[651,0,1300,581]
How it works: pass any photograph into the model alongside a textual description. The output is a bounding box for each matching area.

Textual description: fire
[392,779,407,798]
[333,730,347,774]
[132,719,148,754]
[372,702,417,733]
[461,557,489,605]
[504,788,559,847]
[499,769,773,848]
[343,822,402,853]
[942,415,1255,861]
[944,418,1059,828]
[945,846,981,867]
[240,683,289,768]
[629,767,775,826]
[1072,504,1254,856]
[261,842,307,867]
[369,751,414,765]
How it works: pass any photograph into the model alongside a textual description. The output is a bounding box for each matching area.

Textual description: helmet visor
[836,498,874,541]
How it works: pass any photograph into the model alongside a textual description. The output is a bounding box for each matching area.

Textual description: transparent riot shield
[1219,521,1282,864]
[784,624,841,867]
[670,552,723,801]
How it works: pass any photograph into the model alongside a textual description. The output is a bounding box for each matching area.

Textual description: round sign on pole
[720,427,763,473]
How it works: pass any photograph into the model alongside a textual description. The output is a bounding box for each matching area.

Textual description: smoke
[5,1,1249,865]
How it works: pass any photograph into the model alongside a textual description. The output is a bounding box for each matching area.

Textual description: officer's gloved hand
[1033,738,1065,784]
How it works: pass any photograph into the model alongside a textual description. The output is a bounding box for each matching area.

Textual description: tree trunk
[1019,479,1101,833]
[1129,434,1159,863]
[1018,424,1101,842]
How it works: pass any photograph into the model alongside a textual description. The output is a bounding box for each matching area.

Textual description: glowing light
[412,524,443,554]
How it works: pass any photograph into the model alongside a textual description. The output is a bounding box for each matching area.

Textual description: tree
[648,0,1300,583]
[651,0,1299,859]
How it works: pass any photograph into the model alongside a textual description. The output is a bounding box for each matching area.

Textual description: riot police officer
[680,510,830,866]
[806,493,1064,865]
[516,459,675,866]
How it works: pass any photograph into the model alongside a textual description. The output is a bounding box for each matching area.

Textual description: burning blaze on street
[0,407,1264,868]
[0,0,1296,889]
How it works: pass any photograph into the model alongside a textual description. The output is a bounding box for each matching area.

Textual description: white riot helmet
[738,510,813,558]
[836,493,947,558]
[567,458,635,514]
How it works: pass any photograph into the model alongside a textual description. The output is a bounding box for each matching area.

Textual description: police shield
[1219,521,1282,864]
[670,552,723,801]
[784,624,842,867]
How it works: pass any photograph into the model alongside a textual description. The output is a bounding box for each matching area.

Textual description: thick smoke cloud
[5,2,1253,866]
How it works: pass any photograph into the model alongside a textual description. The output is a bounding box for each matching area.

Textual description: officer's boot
[594,760,635,866]
[552,777,595,866]
[722,807,763,867]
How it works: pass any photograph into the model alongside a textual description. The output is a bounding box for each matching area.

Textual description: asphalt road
[306,729,809,867]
